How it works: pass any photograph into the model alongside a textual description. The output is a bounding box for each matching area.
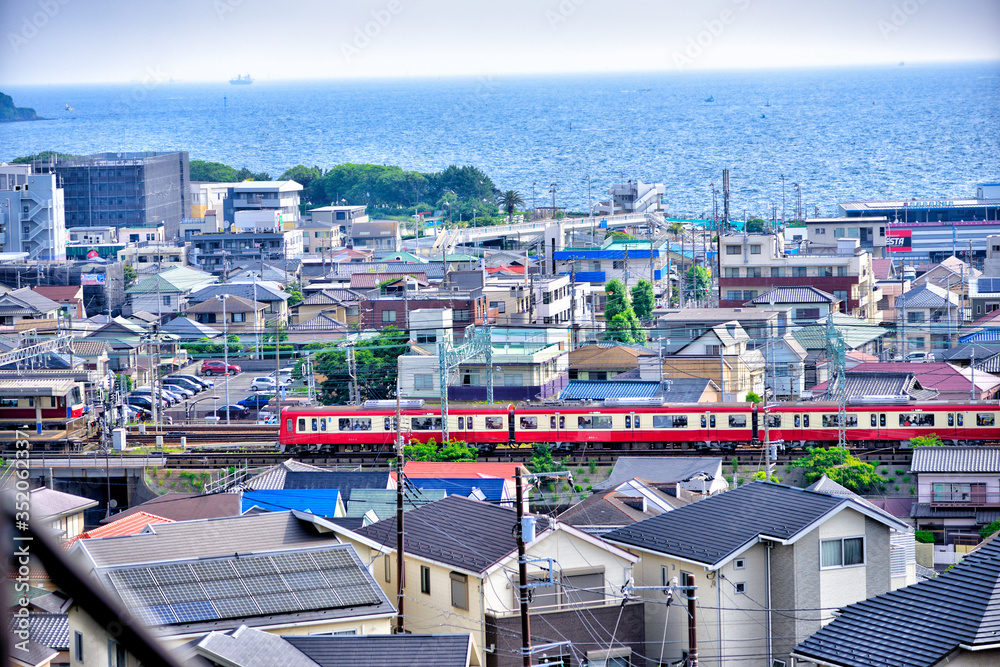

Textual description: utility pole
[686,572,699,667]
[515,467,532,667]
[395,379,405,633]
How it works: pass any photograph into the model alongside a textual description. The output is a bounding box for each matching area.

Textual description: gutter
[766,541,773,665]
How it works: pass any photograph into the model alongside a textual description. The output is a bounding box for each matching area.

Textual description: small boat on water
[230,74,254,85]
[705,95,714,102]
[65,104,73,111]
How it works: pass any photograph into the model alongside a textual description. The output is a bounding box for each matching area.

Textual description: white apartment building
[223,180,302,226]
[0,163,66,261]
[595,180,665,215]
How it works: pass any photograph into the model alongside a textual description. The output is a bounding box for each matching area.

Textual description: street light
[186,395,221,423]
[780,174,786,223]
[549,183,558,218]
[215,294,232,424]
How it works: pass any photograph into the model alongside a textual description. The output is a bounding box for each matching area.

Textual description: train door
[701,412,716,449]
[946,411,964,445]
[869,411,888,445]
[624,411,637,449]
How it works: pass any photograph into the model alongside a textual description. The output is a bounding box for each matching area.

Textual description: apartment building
[718,232,879,319]
[187,229,304,272]
[223,180,302,226]
[0,163,66,261]
[806,216,889,257]
[595,180,665,215]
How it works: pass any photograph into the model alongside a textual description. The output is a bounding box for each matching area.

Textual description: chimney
[617,495,647,513]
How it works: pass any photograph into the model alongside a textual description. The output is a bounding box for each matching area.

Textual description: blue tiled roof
[406,478,507,504]
[241,489,341,518]
[560,380,662,400]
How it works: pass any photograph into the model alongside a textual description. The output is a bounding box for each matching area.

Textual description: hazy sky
[2,0,998,85]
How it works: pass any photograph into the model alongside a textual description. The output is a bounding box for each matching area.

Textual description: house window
[108,640,127,667]
[414,374,434,389]
[162,295,171,306]
[837,266,848,277]
[454,309,470,321]
[750,244,761,254]
[792,267,808,278]
[833,290,848,302]
[734,558,746,570]
[563,570,605,604]
[490,300,506,313]
[416,333,437,344]
[726,245,740,255]
[74,631,84,661]
[746,267,761,278]
[384,554,391,582]
[771,267,784,277]
[724,268,740,278]
[612,260,625,270]
[450,572,468,609]
[726,291,742,300]
[734,582,747,594]
[821,537,864,568]
[421,565,431,594]
[232,312,246,322]
[382,310,397,323]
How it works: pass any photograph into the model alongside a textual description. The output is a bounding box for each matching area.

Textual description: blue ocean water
[2,63,998,217]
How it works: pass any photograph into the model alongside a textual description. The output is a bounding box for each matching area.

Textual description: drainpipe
[716,569,723,665]
[765,542,773,665]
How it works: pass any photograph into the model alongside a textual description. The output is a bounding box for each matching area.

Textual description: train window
[311,418,318,431]
[320,418,327,431]
[519,416,538,429]
[559,416,565,428]
[871,414,877,427]
[339,418,372,431]
[551,416,556,429]
[701,415,706,428]
[899,413,935,427]
[457,417,464,429]
[298,418,306,432]
[880,414,886,427]
[978,413,996,427]
[794,415,800,427]
[412,417,443,430]
[634,416,641,428]
[803,415,810,427]
[948,413,955,427]
[767,415,780,428]
[729,415,747,428]
[286,418,293,431]
[710,415,716,428]
[578,416,613,429]
[485,417,504,429]
[0,398,17,407]
[822,415,836,427]
[624,416,631,428]
[384,417,398,430]
[957,414,964,426]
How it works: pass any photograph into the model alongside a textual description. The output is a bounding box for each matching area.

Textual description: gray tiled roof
[748,286,836,304]
[74,511,339,570]
[2,633,57,667]
[282,471,392,500]
[593,457,723,492]
[287,634,473,667]
[939,343,1000,362]
[792,534,1000,667]
[237,460,329,491]
[911,447,1000,473]
[184,625,317,667]
[604,482,874,567]
[29,487,98,520]
[100,491,240,523]
[189,283,289,304]
[811,371,939,401]
[898,283,959,309]
[354,494,549,574]
[7,612,68,651]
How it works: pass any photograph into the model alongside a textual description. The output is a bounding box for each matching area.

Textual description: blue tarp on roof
[406,478,507,505]
[241,489,341,517]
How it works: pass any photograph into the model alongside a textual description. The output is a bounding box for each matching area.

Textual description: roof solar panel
[213,596,261,618]
[159,583,209,604]
[171,601,220,623]
[253,592,301,615]
[119,587,167,608]
[280,571,323,591]
[336,585,384,607]
[242,575,290,595]
[232,556,278,578]
[134,605,176,625]
[270,552,317,573]
[189,560,236,581]
[310,550,355,569]
[201,579,247,599]
[149,564,197,585]
[293,588,343,608]
[109,568,156,590]
[321,567,369,588]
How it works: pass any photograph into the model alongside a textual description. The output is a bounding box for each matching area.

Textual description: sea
[2,63,999,218]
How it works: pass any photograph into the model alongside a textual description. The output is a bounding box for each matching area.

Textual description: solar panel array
[980,277,1000,294]
[105,547,383,626]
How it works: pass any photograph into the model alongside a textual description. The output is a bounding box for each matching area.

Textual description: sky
[1,0,999,85]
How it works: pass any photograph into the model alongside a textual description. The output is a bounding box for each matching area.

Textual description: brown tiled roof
[185,295,267,314]
[33,285,83,302]
[349,273,428,289]
[569,344,655,370]
[99,492,241,524]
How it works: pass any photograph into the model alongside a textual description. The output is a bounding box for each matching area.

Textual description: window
[734,582,747,594]
[485,416,504,429]
[767,414,780,428]
[653,415,688,428]
[319,418,327,431]
[382,310,397,323]
[750,244,761,255]
[871,414,877,427]
[771,267,785,277]
[490,300,506,313]
[383,416,398,430]
[734,558,746,570]
[833,290,848,302]
[743,290,757,300]
[578,415,613,429]
[728,415,747,427]
[414,374,434,389]
[746,267,762,278]
[727,290,742,300]
[899,413,935,427]
[454,309,470,321]
[74,631,83,661]
[411,417,442,430]
[726,245,741,255]
[880,413,886,427]
[908,312,924,324]
[835,228,845,237]
[338,417,371,431]
[706,345,721,356]
[519,416,539,429]
[978,413,995,426]
[793,267,808,278]
[416,333,437,344]
[0,398,18,407]
[420,566,431,594]
[821,537,864,568]
[563,569,605,605]
[162,295,171,305]
[837,266,848,277]
[311,418,318,431]
[450,572,468,609]
[457,416,465,429]
[724,268,740,278]
[108,640,127,667]
[700,414,716,428]
[384,554,391,582]
[822,414,857,427]
[232,312,246,323]
[933,482,984,503]
[613,260,625,270]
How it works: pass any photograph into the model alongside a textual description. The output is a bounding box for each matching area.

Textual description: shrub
[588,459,598,474]
[574,484,583,492]
[980,519,1000,540]
[914,530,935,544]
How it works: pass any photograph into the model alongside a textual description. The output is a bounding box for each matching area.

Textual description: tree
[285,282,304,307]
[405,438,478,462]
[313,327,409,405]
[790,447,886,493]
[605,313,635,343]
[910,434,945,447]
[685,265,711,302]
[746,391,763,405]
[496,190,525,224]
[604,278,630,321]
[746,218,766,233]
[752,470,781,484]
[189,160,239,182]
[279,165,324,211]
[528,444,569,491]
[980,520,1000,540]
[123,264,137,289]
[630,280,655,321]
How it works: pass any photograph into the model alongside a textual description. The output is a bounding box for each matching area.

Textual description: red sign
[887,229,911,252]
[87,249,99,259]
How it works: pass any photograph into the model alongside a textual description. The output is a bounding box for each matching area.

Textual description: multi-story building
[34,151,190,239]
[309,204,368,245]
[718,232,879,319]
[0,163,66,261]
[66,225,116,244]
[595,180,665,215]
[189,181,231,218]
[351,220,401,251]
[805,216,889,257]
[187,229,304,273]
[222,180,302,226]
[554,237,670,311]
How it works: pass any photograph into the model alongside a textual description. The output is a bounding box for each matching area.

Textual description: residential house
[124,265,216,319]
[65,511,173,549]
[745,286,840,324]
[297,218,343,256]
[604,482,911,667]
[291,288,361,326]
[158,316,221,340]
[117,243,188,274]
[188,229,304,273]
[0,288,61,326]
[359,283,487,332]
[340,495,643,667]
[805,215,890,257]
[593,456,728,494]
[909,447,1000,566]
[9,612,67,666]
[346,488,447,523]
[653,307,790,343]
[791,314,891,386]
[553,237,670,306]
[351,220,401,251]
[913,255,980,304]
[760,333,809,400]
[308,204,368,246]
[559,479,692,536]
[68,511,396,663]
[185,294,268,334]
[839,362,1000,401]
[33,285,86,319]
[187,283,291,326]
[241,489,346,518]
[718,232,880,319]
[69,340,111,378]
[559,377,721,403]
[792,532,1000,667]
[29,487,98,541]
[895,283,962,353]
[970,275,1000,321]
[101,491,241,524]
[809,371,939,402]
[481,277,532,326]
[568,344,654,381]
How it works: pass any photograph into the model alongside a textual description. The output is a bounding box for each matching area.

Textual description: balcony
[931,491,1000,508]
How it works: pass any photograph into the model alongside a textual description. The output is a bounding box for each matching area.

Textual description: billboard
[886,229,912,252]
[81,273,106,285]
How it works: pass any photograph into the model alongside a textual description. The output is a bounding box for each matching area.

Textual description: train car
[767,402,1000,448]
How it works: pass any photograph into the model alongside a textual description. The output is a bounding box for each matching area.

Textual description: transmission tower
[438,325,493,442]
[824,313,847,448]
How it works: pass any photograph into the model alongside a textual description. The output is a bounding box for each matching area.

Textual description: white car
[250,376,289,391]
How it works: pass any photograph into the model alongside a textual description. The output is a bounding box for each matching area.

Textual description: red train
[279,400,1000,454]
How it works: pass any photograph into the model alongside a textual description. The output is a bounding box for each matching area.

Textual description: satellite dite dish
[109,499,118,508]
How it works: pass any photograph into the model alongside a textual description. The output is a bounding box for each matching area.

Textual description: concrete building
[117,243,188,274]
[187,229,304,273]
[806,216,889,257]
[718,232,879,319]
[0,163,66,261]
[223,180,302,226]
[309,204,368,245]
[595,180,665,215]
[34,152,190,239]
[351,220,401,251]
[66,225,116,244]
[189,181,230,218]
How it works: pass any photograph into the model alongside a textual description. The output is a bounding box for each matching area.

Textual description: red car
[200,360,242,376]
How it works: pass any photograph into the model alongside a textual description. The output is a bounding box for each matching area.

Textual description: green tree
[746,391,763,405]
[604,278,630,321]
[285,282,304,307]
[910,434,945,447]
[123,264,137,289]
[189,160,240,182]
[528,444,569,490]
[981,521,1000,540]
[630,280,655,321]
[752,470,781,483]
[685,265,711,302]
[313,327,409,405]
[405,438,478,462]
[279,165,324,210]
[496,190,525,224]
[790,447,886,493]
[12,150,75,164]
[746,218,766,233]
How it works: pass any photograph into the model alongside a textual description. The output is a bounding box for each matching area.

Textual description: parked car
[214,404,248,420]
[250,376,288,391]
[269,367,295,382]
[905,351,935,362]
[238,394,273,410]
[163,376,204,394]
[132,387,180,406]
[201,360,242,376]
[160,384,194,399]
[169,373,213,389]
[125,395,161,411]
